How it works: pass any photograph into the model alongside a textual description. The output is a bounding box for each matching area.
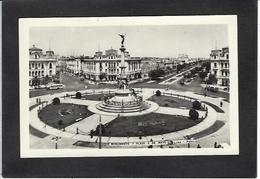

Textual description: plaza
[28,31,231,150]
[29,86,229,149]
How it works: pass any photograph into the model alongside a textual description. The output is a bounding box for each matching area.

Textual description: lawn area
[148,95,193,109]
[29,101,46,111]
[93,113,202,137]
[38,103,94,129]
[29,125,49,138]
[189,120,225,139]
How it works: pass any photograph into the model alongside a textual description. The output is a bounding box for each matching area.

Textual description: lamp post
[51,135,61,149]
[98,115,102,149]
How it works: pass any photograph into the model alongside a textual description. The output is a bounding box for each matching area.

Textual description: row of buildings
[61,49,199,82]
[29,45,200,85]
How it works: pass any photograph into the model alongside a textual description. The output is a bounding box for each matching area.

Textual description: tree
[52,97,60,105]
[99,72,106,81]
[189,109,199,120]
[76,92,82,99]
[156,90,161,96]
[149,69,165,80]
[207,74,217,84]
[201,62,211,72]
[199,71,208,79]
[32,76,40,86]
[192,100,201,110]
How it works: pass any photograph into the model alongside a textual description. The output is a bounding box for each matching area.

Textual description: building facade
[65,58,82,74]
[77,48,142,81]
[210,47,229,86]
[29,45,58,86]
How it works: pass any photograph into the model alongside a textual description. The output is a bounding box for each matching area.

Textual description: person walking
[220,101,223,107]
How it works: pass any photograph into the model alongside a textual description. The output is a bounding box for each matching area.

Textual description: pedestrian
[36,98,38,103]
[220,101,223,107]
[188,143,190,148]
[197,144,201,148]
[214,142,218,148]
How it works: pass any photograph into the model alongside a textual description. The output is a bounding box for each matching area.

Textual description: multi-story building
[210,47,229,86]
[29,45,58,86]
[65,57,82,74]
[80,48,142,81]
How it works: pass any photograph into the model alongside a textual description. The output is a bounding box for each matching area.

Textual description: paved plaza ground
[29,84,229,149]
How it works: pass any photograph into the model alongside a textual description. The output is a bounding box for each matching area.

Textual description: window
[42,64,44,69]
[214,63,217,67]
[32,71,34,77]
[49,70,52,76]
[29,71,31,76]
[226,54,229,59]
[49,63,52,69]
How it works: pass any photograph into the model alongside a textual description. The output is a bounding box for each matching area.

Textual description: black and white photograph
[19,16,238,157]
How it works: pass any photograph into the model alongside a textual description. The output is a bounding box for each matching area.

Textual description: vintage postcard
[19,15,238,157]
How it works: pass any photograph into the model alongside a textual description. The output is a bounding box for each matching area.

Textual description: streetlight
[51,135,61,149]
[98,115,102,149]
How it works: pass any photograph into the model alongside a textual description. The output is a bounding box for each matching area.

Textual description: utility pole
[98,115,102,149]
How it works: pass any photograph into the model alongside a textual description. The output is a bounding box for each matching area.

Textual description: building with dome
[66,48,142,82]
[29,45,58,86]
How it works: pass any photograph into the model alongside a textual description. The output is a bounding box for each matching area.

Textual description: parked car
[206,86,219,92]
[35,85,46,89]
[47,83,65,90]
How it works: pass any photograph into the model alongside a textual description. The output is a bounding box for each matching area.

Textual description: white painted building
[80,48,142,81]
[29,45,57,86]
[65,58,82,74]
[210,47,229,86]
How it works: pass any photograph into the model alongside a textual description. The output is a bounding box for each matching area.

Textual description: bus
[47,84,64,90]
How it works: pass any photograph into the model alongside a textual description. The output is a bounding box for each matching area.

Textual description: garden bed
[93,113,203,137]
[38,103,94,129]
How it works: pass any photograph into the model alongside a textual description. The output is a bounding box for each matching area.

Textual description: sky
[30,25,228,58]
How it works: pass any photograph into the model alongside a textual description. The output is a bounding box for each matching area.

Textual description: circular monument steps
[101,102,142,108]
[96,105,144,112]
[96,104,145,112]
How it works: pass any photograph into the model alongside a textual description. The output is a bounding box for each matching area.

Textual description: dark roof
[29,45,42,51]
